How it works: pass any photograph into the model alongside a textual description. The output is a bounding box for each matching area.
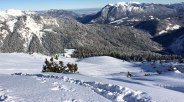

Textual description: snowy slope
[0,52,184,102]
[0,73,151,102]
[158,24,181,35]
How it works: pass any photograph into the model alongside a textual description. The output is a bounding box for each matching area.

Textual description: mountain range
[0,2,184,56]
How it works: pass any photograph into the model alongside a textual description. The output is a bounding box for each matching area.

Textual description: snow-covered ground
[0,52,184,102]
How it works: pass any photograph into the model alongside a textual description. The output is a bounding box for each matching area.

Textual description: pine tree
[74,64,78,73]
[55,54,59,60]
[127,72,132,78]
[42,57,78,73]
[156,70,162,74]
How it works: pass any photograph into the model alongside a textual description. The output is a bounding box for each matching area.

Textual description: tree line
[72,46,184,62]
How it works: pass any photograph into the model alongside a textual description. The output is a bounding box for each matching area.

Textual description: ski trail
[12,73,153,102]
[33,76,47,83]
[0,86,22,102]
[51,82,75,92]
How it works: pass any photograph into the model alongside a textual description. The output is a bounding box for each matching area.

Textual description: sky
[0,0,184,10]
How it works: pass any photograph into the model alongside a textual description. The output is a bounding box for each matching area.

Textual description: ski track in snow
[0,86,21,102]
[12,73,152,102]
[0,88,8,101]
[34,76,47,84]
[51,82,75,92]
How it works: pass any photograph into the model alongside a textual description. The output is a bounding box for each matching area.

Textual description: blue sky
[0,0,184,10]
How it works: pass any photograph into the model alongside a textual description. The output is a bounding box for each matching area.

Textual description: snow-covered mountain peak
[0,9,36,21]
[106,1,143,13]
[107,3,114,6]
[127,1,141,4]
[113,1,141,7]
[101,1,144,18]
[6,9,24,16]
[115,2,129,7]
[0,9,25,22]
[0,9,24,17]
